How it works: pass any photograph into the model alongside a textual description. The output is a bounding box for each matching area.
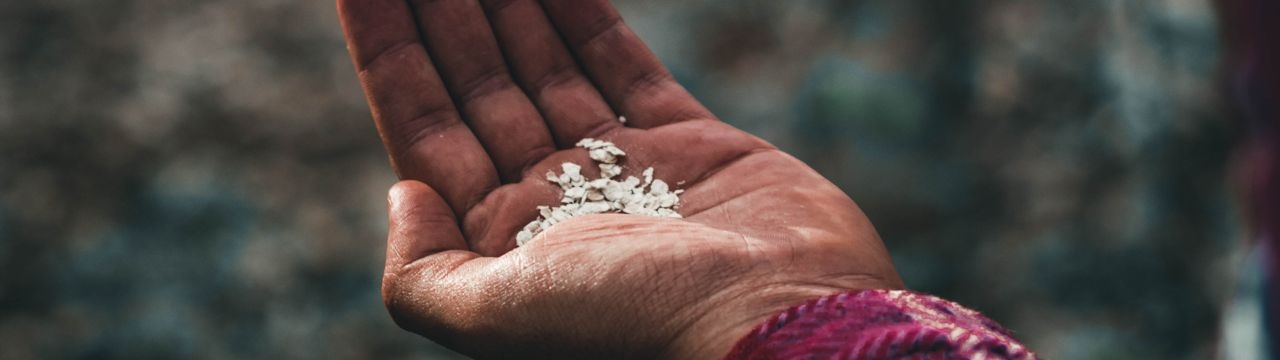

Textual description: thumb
[383,180,484,337]
[385,180,470,269]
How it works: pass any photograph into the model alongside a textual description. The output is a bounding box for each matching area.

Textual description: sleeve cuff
[724,290,1038,359]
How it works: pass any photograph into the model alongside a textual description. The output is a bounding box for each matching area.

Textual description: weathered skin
[338,0,902,358]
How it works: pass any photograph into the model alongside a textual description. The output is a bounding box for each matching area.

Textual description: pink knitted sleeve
[725,290,1038,359]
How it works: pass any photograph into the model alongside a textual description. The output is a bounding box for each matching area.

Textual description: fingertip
[388,180,431,214]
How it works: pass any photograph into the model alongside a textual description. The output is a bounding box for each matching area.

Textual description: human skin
[337,0,903,358]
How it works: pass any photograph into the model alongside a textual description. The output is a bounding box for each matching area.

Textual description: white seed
[517,230,533,246]
[658,193,679,208]
[581,201,612,214]
[650,179,669,195]
[562,163,581,176]
[516,139,684,246]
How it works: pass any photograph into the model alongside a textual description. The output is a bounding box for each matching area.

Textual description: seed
[515,139,684,246]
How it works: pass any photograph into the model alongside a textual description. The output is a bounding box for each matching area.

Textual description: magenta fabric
[725,290,1037,360]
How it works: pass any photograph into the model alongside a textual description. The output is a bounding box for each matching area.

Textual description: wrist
[659,277,894,360]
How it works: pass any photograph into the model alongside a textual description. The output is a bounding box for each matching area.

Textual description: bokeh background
[0,0,1243,358]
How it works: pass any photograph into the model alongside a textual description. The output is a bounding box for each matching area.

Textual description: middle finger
[410,0,557,183]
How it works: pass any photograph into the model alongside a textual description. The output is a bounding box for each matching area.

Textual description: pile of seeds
[515,138,684,246]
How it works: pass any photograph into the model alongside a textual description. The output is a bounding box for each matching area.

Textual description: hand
[338,0,903,358]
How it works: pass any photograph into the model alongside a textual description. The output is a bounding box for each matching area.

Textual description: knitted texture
[725,290,1037,360]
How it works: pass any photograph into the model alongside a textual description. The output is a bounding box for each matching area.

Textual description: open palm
[339,0,902,358]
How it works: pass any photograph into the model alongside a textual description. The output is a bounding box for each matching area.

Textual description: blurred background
[0,0,1243,358]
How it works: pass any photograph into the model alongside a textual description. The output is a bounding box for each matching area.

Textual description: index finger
[338,0,500,215]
